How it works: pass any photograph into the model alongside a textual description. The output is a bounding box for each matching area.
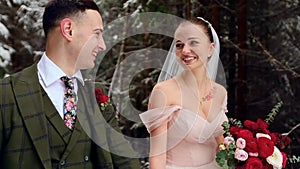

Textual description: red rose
[262,161,273,169]
[95,88,109,103]
[245,157,264,169]
[229,126,241,135]
[281,135,292,147]
[277,142,285,150]
[257,137,274,158]
[256,118,268,129]
[282,152,287,168]
[270,133,291,150]
[270,132,280,143]
[237,129,253,140]
[244,120,258,131]
[256,119,270,134]
[245,137,258,153]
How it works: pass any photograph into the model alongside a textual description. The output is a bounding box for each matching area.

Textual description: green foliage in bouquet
[216,121,236,169]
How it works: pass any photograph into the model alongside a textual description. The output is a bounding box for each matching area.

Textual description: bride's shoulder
[148,78,180,109]
[153,78,179,92]
[212,82,227,99]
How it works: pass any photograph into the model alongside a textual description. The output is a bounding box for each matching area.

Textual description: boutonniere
[94,88,112,111]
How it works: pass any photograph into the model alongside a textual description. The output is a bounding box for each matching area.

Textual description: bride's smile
[181,55,198,64]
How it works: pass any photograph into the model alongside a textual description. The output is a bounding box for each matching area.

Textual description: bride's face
[174,22,214,70]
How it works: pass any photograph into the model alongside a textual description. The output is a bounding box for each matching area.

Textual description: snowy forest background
[0,0,299,168]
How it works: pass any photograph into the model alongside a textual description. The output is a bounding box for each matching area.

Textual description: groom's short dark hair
[43,0,100,37]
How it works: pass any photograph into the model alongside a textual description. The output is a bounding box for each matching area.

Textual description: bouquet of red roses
[216,102,292,169]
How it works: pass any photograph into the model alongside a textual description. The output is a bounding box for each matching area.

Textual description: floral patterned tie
[61,76,77,130]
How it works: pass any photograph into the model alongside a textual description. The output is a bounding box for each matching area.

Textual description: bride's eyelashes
[175,43,184,49]
[175,40,200,50]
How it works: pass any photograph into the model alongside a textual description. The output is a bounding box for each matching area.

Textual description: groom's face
[74,10,106,70]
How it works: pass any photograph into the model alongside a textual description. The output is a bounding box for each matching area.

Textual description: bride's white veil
[157,17,225,86]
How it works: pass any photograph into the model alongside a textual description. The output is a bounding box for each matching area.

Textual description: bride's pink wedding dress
[140,99,228,169]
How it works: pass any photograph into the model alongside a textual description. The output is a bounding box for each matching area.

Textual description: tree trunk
[185,0,191,19]
[236,0,247,120]
[211,0,220,33]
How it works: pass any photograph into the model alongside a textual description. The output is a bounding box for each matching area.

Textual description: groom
[0,0,139,168]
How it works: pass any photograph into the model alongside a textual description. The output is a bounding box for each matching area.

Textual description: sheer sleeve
[213,94,229,137]
[140,105,199,156]
[139,105,182,133]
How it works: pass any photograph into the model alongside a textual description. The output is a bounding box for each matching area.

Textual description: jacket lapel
[42,88,73,144]
[12,64,52,169]
[76,82,109,149]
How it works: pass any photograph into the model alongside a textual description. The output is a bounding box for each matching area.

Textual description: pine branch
[229,118,243,128]
[265,101,283,125]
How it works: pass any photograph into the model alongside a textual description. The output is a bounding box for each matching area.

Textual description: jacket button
[60,160,66,166]
[84,155,89,162]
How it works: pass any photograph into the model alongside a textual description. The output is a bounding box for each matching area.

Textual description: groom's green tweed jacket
[0,64,140,169]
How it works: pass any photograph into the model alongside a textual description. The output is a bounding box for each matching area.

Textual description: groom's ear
[60,18,73,41]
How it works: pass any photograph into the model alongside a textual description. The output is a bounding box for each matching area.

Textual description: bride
[140,17,228,169]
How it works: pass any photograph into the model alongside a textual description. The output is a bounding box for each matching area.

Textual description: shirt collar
[37,52,84,87]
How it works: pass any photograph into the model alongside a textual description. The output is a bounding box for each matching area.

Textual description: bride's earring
[208,55,212,61]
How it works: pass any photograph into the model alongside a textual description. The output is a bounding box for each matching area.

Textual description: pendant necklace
[199,86,216,105]
[180,74,216,105]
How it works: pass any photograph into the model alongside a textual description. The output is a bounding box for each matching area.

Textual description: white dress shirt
[37,52,84,119]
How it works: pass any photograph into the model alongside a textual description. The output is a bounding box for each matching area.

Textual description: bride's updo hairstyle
[185,17,214,44]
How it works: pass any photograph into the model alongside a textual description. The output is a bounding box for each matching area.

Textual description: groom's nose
[97,35,106,51]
